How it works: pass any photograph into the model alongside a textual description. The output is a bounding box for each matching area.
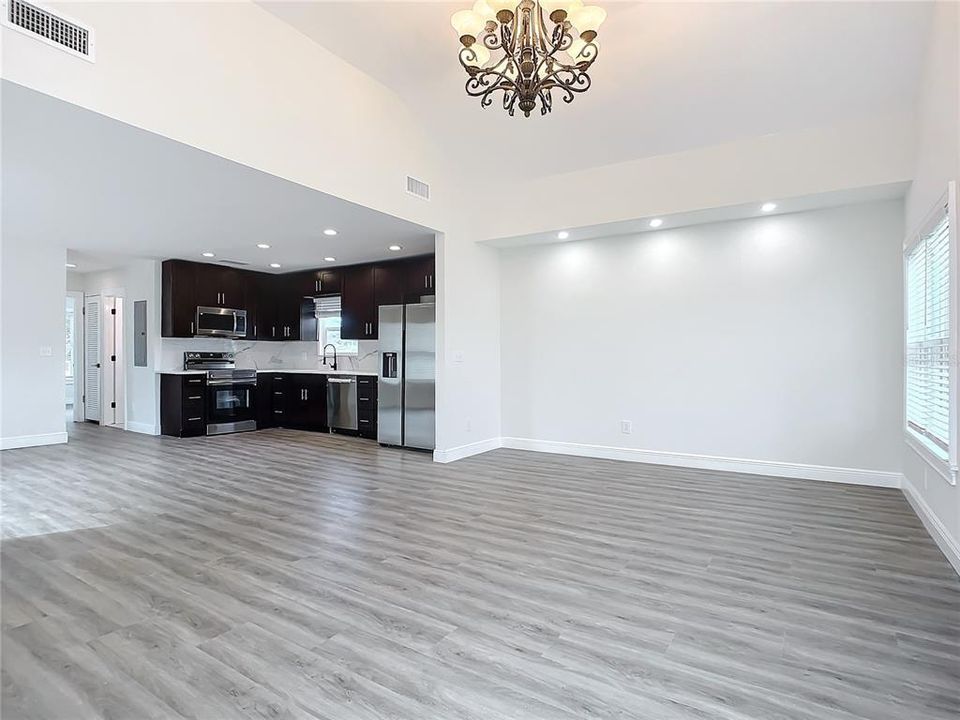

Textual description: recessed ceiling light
[388,245,402,251]
[324,256,336,262]
[65,262,77,269]
[557,231,570,240]
[269,263,281,268]
[201,252,215,258]
[761,202,777,213]
[323,229,338,236]
[257,243,271,249]
[649,218,663,228]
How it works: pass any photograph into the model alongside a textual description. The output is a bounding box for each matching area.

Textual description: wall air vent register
[4,0,93,60]
[406,176,431,201]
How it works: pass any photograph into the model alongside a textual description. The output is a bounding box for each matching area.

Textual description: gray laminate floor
[1,422,958,719]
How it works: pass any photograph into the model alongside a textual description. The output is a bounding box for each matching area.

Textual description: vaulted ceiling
[258,1,933,178]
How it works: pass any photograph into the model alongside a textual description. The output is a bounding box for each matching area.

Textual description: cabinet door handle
[253,324,257,337]
[430,275,433,289]
[190,321,194,335]
[424,275,428,289]
[187,416,201,422]
[187,395,202,400]
[305,389,309,400]
[188,378,201,384]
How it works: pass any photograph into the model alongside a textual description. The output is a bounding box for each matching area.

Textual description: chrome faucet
[322,343,338,371]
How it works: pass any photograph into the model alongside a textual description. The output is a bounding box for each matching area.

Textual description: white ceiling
[484,182,909,248]
[258,1,932,178]
[2,81,436,275]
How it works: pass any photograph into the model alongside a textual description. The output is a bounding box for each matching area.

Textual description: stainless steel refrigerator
[378,302,435,450]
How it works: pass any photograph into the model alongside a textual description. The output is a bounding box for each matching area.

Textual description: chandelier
[451,0,606,118]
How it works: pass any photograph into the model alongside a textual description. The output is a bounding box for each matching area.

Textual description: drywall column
[0,238,68,448]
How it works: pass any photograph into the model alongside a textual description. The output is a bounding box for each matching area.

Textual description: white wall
[80,260,162,435]
[902,1,960,572]
[500,201,905,482]
[0,239,68,448]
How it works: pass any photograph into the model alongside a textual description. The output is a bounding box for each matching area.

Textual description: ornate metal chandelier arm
[539,65,592,105]
[531,21,572,83]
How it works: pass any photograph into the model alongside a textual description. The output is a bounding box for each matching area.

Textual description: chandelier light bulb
[569,5,606,39]
[451,9,485,43]
[539,0,569,21]
[488,0,517,17]
[473,0,495,21]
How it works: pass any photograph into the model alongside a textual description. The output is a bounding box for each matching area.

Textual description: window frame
[317,315,358,357]
[903,180,959,485]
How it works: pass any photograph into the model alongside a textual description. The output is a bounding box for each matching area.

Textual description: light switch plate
[620,420,632,434]
[453,351,464,364]
[39,346,52,357]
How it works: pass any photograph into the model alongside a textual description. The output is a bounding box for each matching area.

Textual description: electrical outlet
[453,351,464,364]
[620,420,632,434]
[39,346,52,357]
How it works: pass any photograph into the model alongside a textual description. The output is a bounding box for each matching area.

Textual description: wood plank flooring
[2,422,958,719]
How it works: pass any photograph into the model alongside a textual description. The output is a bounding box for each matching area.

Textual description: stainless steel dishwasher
[326,375,358,432]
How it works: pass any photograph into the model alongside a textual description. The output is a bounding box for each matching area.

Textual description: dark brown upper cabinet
[374,263,405,307]
[341,265,377,340]
[406,255,436,299]
[251,273,278,340]
[195,264,245,309]
[161,260,197,338]
[273,275,304,341]
[293,269,341,297]
[162,255,432,341]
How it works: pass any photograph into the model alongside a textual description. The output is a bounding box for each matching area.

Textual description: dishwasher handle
[327,378,354,384]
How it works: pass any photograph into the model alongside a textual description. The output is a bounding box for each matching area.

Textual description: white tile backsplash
[160,338,380,373]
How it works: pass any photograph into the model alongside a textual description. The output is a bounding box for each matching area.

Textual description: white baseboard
[901,475,960,576]
[0,432,68,450]
[434,437,503,463]
[125,421,159,436]
[499,437,903,488]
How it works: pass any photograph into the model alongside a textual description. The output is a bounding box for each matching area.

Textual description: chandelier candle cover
[452,0,606,117]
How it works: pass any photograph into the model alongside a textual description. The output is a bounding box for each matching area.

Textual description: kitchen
[158,252,436,452]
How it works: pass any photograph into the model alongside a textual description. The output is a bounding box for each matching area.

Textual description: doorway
[83,293,125,427]
[66,292,84,422]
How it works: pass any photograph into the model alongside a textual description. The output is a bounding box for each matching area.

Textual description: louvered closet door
[84,295,101,422]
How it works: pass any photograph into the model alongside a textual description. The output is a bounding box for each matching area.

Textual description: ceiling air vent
[5,0,93,59]
[406,176,430,201]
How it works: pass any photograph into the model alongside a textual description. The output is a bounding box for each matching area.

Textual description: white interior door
[111,298,124,427]
[102,297,116,426]
[84,295,101,422]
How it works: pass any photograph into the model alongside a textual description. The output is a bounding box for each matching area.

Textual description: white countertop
[158,369,377,377]
[256,369,379,377]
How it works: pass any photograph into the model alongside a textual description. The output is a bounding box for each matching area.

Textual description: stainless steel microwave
[195,306,247,338]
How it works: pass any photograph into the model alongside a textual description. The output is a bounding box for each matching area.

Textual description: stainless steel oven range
[183,352,257,435]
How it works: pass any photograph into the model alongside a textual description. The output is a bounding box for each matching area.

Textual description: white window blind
[905,207,952,458]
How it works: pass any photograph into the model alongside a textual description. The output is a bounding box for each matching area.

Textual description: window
[905,186,957,481]
[315,297,358,356]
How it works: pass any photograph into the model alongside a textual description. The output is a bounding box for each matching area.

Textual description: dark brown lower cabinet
[286,374,327,430]
[357,376,378,440]
[160,374,207,437]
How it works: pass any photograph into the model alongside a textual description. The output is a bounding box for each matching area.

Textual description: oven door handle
[207,379,257,387]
